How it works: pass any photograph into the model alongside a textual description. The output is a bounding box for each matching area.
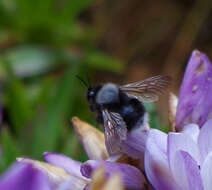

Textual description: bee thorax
[96,83,119,105]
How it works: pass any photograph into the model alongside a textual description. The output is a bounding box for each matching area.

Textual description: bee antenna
[75,75,89,88]
[84,62,91,87]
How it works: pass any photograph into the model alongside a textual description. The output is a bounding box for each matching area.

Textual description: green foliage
[0,128,20,171]
[0,0,125,170]
[144,102,169,132]
[30,61,80,157]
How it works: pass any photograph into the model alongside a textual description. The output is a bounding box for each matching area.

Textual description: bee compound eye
[90,91,95,96]
[87,90,95,100]
[87,90,94,98]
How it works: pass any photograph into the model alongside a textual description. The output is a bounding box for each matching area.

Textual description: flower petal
[198,118,212,164]
[43,152,86,179]
[87,167,124,190]
[89,167,105,190]
[57,177,87,190]
[168,132,200,167]
[72,117,108,160]
[120,120,149,161]
[168,92,178,131]
[102,174,124,190]
[176,50,212,130]
[81,160,146,190]
[0,162,52,190]
[145,129,178,190]
[171,150,203,190]
[182,123,200,143]
[17,158,88,188]
[200,151,212,190]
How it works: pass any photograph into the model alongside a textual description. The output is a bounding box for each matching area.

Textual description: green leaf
[60,0,93,23]
[144,102,160,129]
[84,51,124,73]
[30,61,80,157]
[2,58,33,134]
[61,133,88,161]
[0,127,20,170]
[1,46,62,78]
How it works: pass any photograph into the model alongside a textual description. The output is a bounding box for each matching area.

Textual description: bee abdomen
[120,98,146,131]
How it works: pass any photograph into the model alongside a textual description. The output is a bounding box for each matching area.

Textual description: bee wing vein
[120,75,171,102]
[102,110,127,155]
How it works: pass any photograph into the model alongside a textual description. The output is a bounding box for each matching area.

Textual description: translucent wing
[102,110,127,155]
[120,75,171,102]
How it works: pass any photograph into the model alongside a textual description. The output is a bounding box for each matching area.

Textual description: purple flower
[176,50,212,130]
[17,154,89,190]
[145,119,212,190]
[120,120,149,162]
[81,160,146,190]
[146,50,212,190]
[16,150,145,190]
[0,162,52,190]
[0,116,147,190]
[71,117,147,189]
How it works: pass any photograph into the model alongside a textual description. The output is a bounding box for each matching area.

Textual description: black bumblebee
[78,75,171,155]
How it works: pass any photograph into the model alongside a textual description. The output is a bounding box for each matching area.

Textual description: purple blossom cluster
[1,50,212,190]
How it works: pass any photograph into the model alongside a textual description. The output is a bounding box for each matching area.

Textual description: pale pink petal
[120,122,149,161]
[182,123,200,143]
[57,177,86,190]
[171,150,203,190]
[145,129,178,190]
[198,118,212,164]
[43,152,85,179]
[200,152,212,190]
[72,117,108,160]
[168,132,200,168]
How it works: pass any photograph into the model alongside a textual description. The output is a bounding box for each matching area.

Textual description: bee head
[87,85,101,103]
[96,83,119,105]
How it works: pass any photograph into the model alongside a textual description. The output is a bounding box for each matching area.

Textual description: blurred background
[0,0,212,171]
